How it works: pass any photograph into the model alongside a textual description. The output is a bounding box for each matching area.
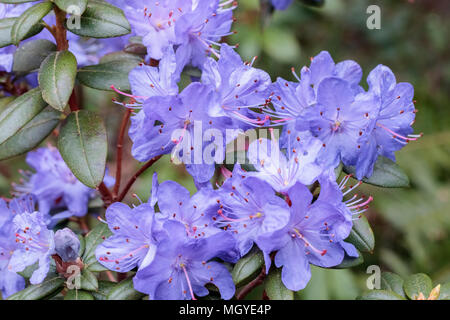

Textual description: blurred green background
[0,0,448,299]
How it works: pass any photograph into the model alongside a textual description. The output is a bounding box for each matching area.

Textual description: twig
[97,182,113,207]
[53,7,68,51]
[236,267,267,300]
[113,109,132,199]
[117,156,162,202]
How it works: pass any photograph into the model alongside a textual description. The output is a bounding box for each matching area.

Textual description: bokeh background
[0,0,448,299]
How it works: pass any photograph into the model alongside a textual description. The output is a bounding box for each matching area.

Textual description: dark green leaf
[79,269,98,291]
[264,268,294,300]
[77,59,140,91]
[380,272,406,298]
[11,1,53,45]
[91,280,116,300]
[57,110,108,188]
[64,290,94,300]
[0,88,48,147]
[232,247,264,287]
[0,106,61,160]
[7,276,64,300]
[54,0,87,15]
[82,222,112,267]
[0,17,43,48]
[13,39,57,74]
[0,96,15,111]
[357,289,406,300]
[99,51,143,64]
[403,273,433,300]
[346,216,375,253]
[66,0,130,38]
[343,156,410,188]
[39,50,77,111]
[332,250,364,269]
[107,278,145,300]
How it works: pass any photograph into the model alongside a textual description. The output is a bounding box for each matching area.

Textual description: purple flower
[118,0,235,71]
[355,65,420,179]
[156,180,221,238]
[129,82,234,185]
[245,132,323,193]
[54,228,80,262]
[201,44,272,128]
[96,200,160,273]
[258,182,354,291]
[133,220,235,300]
[215,164,291,267]
[0,198,29,298]
[13,147,114,225]
[302,77,380,168]
[271,0,293,10]
[7,196,55,285]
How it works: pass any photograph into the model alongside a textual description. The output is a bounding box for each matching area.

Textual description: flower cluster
[0,0,421,301]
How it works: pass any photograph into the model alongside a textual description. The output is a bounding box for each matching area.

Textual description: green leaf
[0,96,15,111]
[80,269,99,291]
[78,234,85,257]
[0,106,61,160]
[54,0,87,15]
[13,39,57,74]
[64,290,95,300]
[346,216,375,253]
[264,268,294,300]
[343,156,410,188]
[39,50,77,111]
[86,261,109,272]
[57,110,108,188]
[99,51,143,64]
[357,290,406,300]
[77,59,140,91]
[107,278,145,300]
[403,273,433,300]
[0,17,43,48]
[7,276,64,300]
[91,280,116,300]
[82,222,112,267]
[380,272,406,298]
[231,247,264,287]
[17,262,39,279]
[0,88,48,146]
[66,0,130,38]
[333,250,364,269]
[11,1,53,45]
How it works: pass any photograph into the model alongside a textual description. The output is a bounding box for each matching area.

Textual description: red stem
[113,109,132,199]
[117,156,162,202]
[236,268,267,300]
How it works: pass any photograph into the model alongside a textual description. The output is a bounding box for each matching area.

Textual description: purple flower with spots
[245,132,323,193]
[129,82,234,185]
[7,195,55,285]
[201,44,272,128]
[258,182,355,291]
[215,164,291,267]
[301,77,380,168]
[355,65,420,179]
[96,200,161,273]
[117,0,236,72]
[0,197,30,298]
[13,147,114,225]
[133,220,235,300]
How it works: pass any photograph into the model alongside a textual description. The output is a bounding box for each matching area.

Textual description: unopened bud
[54,228,80,262]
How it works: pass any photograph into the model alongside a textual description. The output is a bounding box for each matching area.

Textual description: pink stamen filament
[181,265,197,300]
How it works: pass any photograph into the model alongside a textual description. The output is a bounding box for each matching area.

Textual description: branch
[113,109,132,199]
[117,156,162,202]
[97,182,113,207]
[53,7,69,51]
[236,267,267,300]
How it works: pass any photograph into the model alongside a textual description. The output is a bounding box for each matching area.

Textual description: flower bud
[54,228,80,262]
